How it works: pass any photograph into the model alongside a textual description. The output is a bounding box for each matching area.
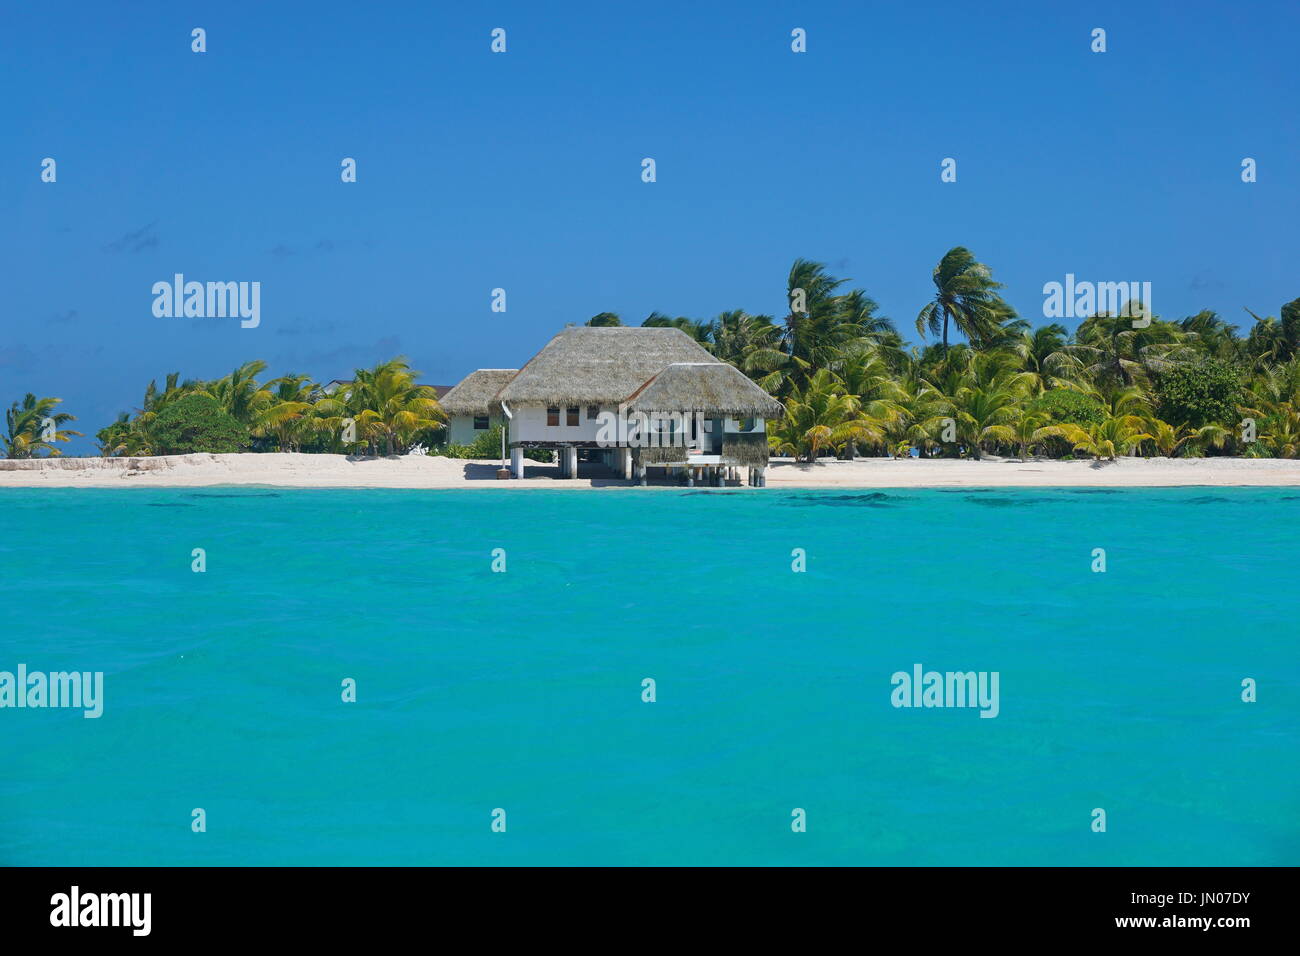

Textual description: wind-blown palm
[915,247,1013,351]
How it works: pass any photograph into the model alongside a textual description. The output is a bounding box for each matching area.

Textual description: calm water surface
[1,486,1296,865]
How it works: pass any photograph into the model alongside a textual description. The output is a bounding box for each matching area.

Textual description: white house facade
[441,327,782,486]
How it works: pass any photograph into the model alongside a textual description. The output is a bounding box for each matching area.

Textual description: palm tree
[1142,417,1228,458]
[1055,314,1197,388]
[206,360,273,427]
[1257,403,1300,458]
[1180,310,1242,363]
[1038,415,1153,461]
[3,394,80,457]
[1015,324,1074,395]
[768,370,885,462]
[254,374,317,451]
[920,349,1032,458]
[915,247,1012,351]
[1002,409,1055,460]
[322,358,445,456]
[772,259,895,393]
[1244,300,1300,366]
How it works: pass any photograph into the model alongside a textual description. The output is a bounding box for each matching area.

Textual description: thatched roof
[439,369,518,416]
[625,363,783,418]
[497,327,721,406]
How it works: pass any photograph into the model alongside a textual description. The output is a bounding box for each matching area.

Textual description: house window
[741,418,756,432]
[586,405,600,421]
[566,406,579,426]
[547,406,560,426]
[473,415,489,430]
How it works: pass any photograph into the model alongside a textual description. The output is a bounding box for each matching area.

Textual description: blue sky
[5,0,1298,451]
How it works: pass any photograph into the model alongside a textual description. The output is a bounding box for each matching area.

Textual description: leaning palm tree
[3,394,80,458]
[915,247,1012,351]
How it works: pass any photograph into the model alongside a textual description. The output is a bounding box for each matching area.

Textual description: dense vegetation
[6,247,1299,462]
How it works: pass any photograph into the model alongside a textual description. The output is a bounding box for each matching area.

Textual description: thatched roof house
[445,327,782,484]
[439,369,518,417]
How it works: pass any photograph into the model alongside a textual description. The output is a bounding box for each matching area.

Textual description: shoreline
[4,453,1300,489]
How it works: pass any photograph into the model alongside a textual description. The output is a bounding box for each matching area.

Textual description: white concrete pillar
[511,447,524,478]
[621,447,632,479]
[756,466,767,487]
[565,447,578,479]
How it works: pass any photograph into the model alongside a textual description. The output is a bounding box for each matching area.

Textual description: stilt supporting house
[445,328,783,488]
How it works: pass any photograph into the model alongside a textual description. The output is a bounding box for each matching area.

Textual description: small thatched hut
[439,369,517,445]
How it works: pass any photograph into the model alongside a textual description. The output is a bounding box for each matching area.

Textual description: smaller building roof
[440,369,519,416]
[624,363,783,418]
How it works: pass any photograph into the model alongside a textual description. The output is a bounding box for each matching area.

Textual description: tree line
[5,247,1299,461]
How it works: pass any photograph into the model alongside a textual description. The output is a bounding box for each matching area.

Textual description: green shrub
[151,393,249,454]
[432,426,555,462]
[466,424,504,458]
[1153,360,1242,427]
[1032,389,1106,425]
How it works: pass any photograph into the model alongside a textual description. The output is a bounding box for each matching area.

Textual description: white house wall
[508,404,767,447]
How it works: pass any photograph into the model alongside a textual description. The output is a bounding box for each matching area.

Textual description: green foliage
[466,424,504,458]
[4,393,80,458]
[74,259,1300,464]
[434,426,552,461]
[1031,389,1106,426]
[151,393,249,454]
[1153,360,1242,427]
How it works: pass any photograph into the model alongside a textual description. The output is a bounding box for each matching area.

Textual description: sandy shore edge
[3,453,1300,489]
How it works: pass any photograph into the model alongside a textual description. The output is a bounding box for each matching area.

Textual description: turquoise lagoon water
[0,486,1296,866]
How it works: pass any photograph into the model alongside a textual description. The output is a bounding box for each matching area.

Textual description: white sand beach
[4,452,1300,489]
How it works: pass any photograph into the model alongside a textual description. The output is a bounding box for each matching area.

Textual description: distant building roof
[439,369,518,416]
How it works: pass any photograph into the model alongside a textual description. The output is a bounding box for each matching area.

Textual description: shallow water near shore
[1,487,1296,865]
